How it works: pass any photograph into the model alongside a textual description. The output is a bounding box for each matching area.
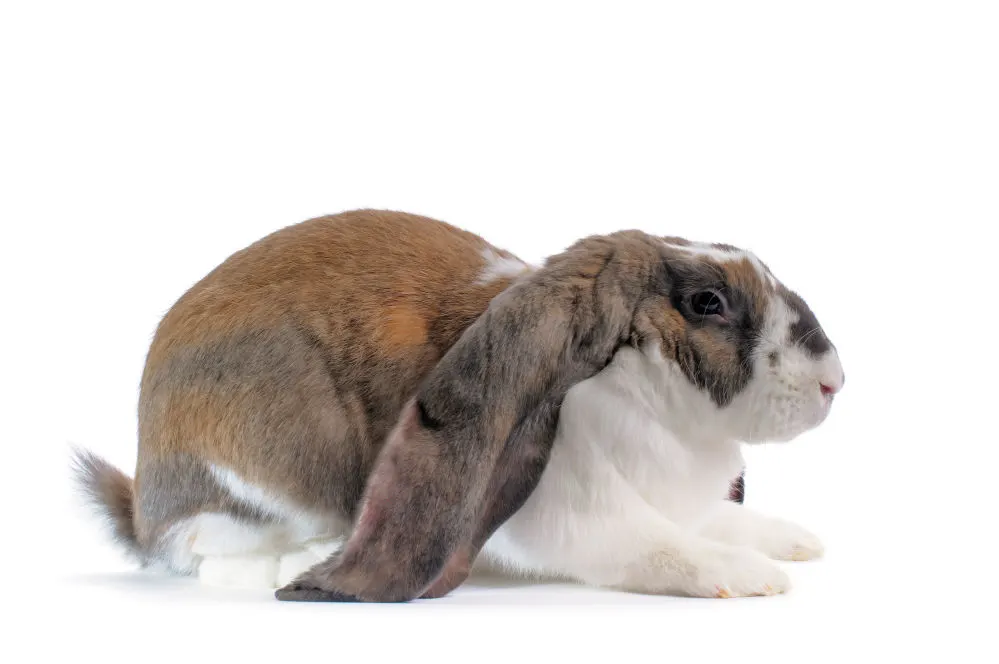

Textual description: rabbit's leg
[129,457,348,591]
[697,500,824,562]
[573,510,790,598]
[197,555,280,589]
[192,518,345,589]
[190,466,347,589]
[485,470,790,598]
[197,543,344,590]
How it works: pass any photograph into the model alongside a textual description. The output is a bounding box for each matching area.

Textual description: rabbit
[74,209,843,602]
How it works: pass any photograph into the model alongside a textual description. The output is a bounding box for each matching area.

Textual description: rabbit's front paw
[685,544,791,598]
[755,519,824,562]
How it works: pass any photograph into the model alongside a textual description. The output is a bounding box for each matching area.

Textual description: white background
[2,1,996,662]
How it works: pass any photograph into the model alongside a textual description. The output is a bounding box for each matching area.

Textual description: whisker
[797,326,822,347]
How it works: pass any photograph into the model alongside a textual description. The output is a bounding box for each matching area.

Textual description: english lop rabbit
[74,209,843,602]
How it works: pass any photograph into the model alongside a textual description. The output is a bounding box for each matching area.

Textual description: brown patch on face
[719,256,772,310]
[658,308,688,359]
[689,329,739,368]
[634,247,773,407]
[633,299,686,363]
[377,304,429,351]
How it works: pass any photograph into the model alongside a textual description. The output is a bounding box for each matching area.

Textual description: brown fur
[719,256,774,312]
[75,210,760,602]
[131,210,526,557]
[379,304,430,350]
[72,449,139,558]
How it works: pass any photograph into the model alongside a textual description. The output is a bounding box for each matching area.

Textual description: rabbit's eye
[691,290,727,318]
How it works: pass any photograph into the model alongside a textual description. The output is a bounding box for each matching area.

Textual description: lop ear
[276,232,663,602]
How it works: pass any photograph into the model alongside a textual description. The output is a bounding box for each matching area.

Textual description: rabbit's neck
[556,345,745,527]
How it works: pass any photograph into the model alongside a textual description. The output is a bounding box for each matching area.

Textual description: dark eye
[691,290,726,318]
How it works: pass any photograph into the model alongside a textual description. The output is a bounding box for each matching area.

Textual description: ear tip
[274,585,361,602]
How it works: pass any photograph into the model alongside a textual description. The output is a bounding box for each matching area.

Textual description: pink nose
[820,383,837,396]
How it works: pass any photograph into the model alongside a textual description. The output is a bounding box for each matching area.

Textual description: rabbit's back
[124,210,531,576]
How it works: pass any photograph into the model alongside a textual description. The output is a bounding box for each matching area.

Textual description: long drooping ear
[276,232,665,602]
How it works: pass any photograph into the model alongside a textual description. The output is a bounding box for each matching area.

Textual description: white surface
[2,1,995,662]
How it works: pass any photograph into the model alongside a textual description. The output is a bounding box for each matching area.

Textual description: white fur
[665,239,779,289]
[193,535,344,590]
[167,247,840,598]
[277,549,327,587]
[730,294,844,442]
[198,554,281,589]
[207,464,341,544]
[476,247,532,285]
[479,345,796,597]
[477,271,842,597]
[698,501,824,561]
[664,240,740,263]
[149,465,348,589]
[154,519,202,574]
[189,513,278,556]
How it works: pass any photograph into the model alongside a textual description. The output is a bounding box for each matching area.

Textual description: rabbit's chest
[621,430,743,527]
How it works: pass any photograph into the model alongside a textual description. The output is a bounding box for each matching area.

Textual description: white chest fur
[479,346,745,579]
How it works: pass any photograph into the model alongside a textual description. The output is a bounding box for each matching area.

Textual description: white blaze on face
[663,241,776,288]
[747,254,778,289]
[663,240,741,263]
